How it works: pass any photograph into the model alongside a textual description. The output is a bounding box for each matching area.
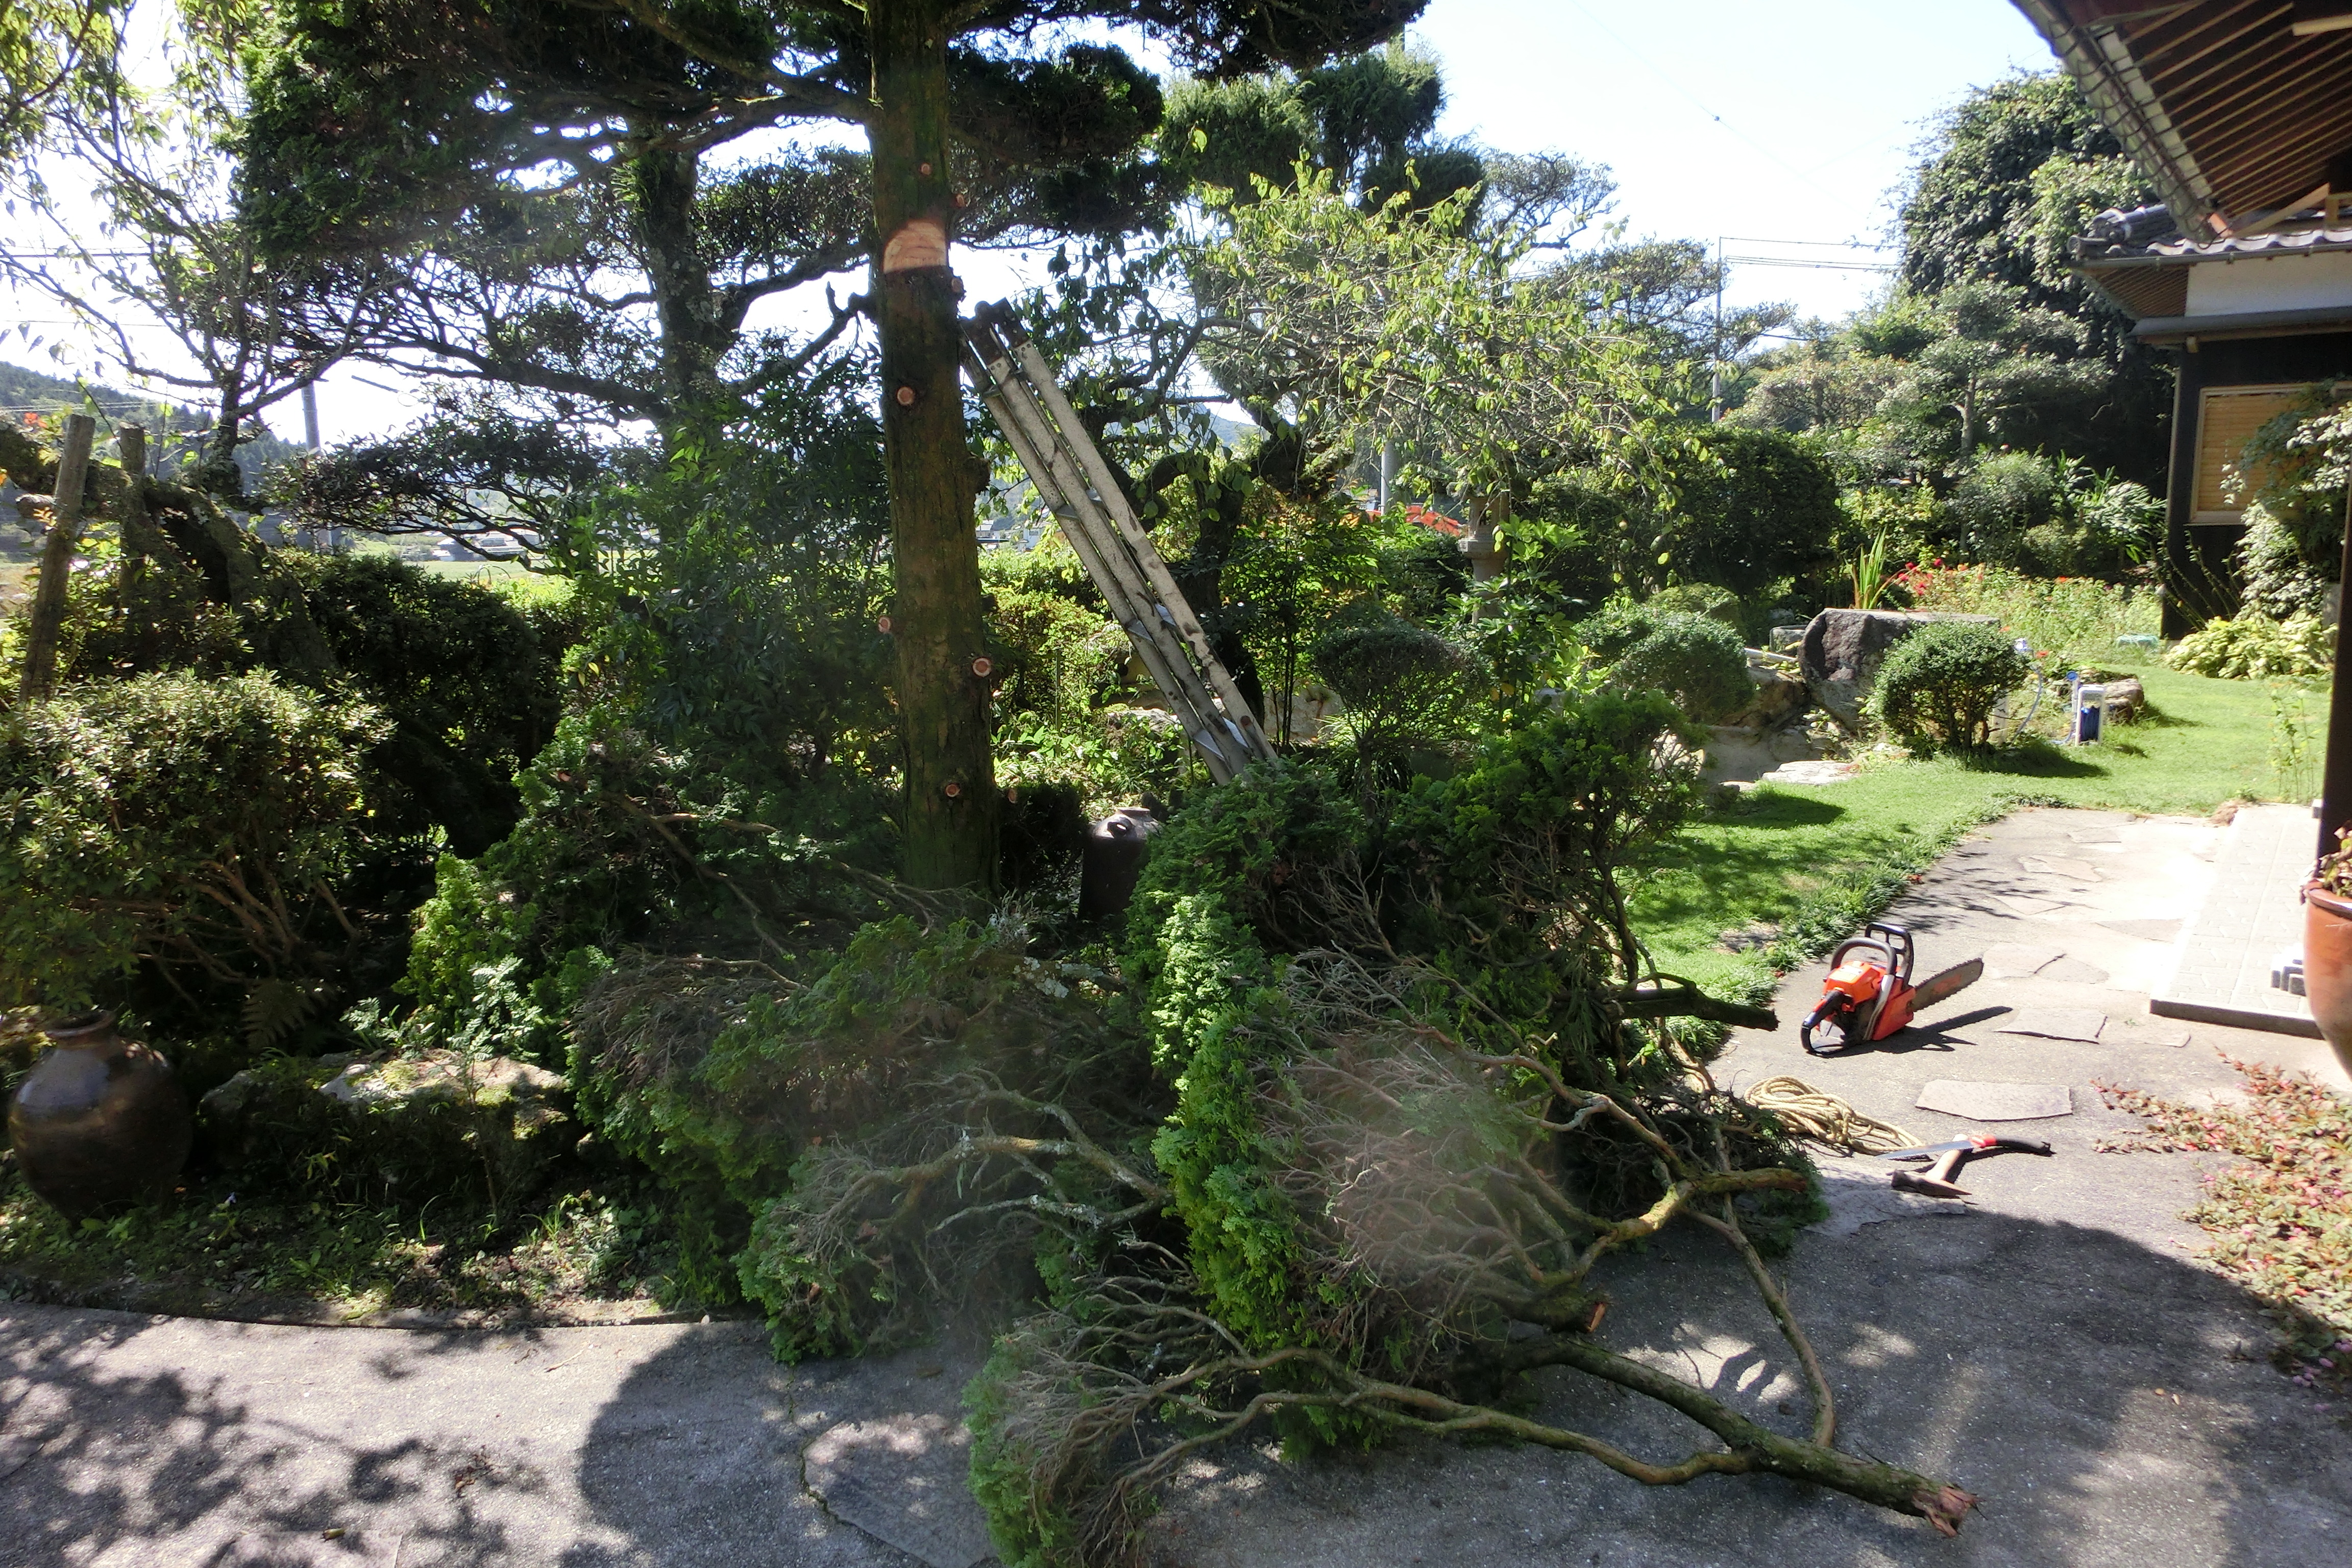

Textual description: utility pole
[1378,438,1394,514]
[1710,236,1726,423]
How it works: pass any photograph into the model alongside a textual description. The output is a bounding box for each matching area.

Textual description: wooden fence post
[17,412,97,703]
[115,424,155,667]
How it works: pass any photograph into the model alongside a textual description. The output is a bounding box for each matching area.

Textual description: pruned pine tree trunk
[869,0,996,891]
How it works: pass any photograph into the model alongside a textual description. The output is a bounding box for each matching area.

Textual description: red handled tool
[1877,1135,2053,1198]
[1799,922,1982,1057]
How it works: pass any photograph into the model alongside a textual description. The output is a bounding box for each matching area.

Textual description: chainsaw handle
[1826,936,1894,974]
[1799,995,1845,1056]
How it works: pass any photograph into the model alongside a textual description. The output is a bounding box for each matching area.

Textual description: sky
[7,0,2064,446]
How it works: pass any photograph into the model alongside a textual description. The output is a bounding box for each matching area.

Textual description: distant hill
[0,360,307,492]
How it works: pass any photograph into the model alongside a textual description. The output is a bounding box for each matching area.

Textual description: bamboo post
[17,413,97,703]
[116,424,154,666]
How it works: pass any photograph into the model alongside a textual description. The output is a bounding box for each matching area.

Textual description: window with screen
[2192,386,2306,523]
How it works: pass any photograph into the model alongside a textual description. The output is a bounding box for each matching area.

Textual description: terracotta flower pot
[8,1013,192,1219]
[2301,883,2352,1079]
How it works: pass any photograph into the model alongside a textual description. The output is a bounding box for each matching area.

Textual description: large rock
[1800,610,1995,732]
[2102,675,2147,724]
[1725,660,1809,730]
[200,1050,572,1205]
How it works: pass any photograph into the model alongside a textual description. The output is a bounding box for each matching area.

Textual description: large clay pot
[2302,884,2352,1078]
[1078,807,1160,922]
[8,1014,192,1219]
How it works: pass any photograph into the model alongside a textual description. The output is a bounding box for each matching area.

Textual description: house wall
[2161,330,2352,633]
[2186,251,2352,316]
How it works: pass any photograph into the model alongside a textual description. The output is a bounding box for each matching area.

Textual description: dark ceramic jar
[8,1014,192,1219]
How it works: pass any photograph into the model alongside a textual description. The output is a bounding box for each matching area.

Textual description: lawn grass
[1633,666,2305,998]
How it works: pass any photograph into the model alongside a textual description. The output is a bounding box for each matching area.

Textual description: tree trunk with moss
[869,0,996,891]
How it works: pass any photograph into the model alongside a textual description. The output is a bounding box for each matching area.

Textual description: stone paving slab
[1915,1077,2074,1120]
[2152,802,2321,1038]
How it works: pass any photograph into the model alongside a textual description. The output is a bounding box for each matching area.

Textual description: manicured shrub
[1571,601,1662,662]
[1311,612,1482,773]
[2164,612,2334,680]
[1870,620,2029,751]
[0,671,387,1050]
[1583,609,1754,722]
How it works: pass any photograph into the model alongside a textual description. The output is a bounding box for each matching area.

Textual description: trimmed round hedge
[1870,620,2029,752]
[1577,607,1754,723]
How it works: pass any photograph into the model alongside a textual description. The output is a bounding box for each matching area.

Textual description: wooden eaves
[2013,2,2352,233]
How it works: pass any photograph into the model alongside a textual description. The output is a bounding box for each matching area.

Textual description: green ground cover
[1633,666,2304,997]
[0,1165,689,1324]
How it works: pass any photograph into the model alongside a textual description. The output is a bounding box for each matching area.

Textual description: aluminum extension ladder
[962,303,1277,785]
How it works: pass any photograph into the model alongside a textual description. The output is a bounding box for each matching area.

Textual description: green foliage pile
[2165,614,2334,682]
[1871,621,2030,752]
[950,696,1981,1564]
[1118,701,1705,1375]
[0,671,387,1081]
[568,915,1145,1335]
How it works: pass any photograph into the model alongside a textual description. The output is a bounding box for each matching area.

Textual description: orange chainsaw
[1799,922,1982,1056]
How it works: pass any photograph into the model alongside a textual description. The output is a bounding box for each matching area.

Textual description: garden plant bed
[0,1167,714,1328]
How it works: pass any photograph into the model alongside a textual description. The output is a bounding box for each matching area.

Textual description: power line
[1559,1,1841,200]
[1719,235,1897,250]
[1723,255,1898,273]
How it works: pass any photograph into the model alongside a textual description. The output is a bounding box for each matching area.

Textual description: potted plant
[2302,831,2352,1075]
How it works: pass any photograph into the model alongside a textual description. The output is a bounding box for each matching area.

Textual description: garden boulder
[1800,610,1995,731]
[1728,657,1809,730]
[199,1049,572,1205]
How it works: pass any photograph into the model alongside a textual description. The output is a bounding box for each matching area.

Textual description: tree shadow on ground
[0,1312,545,1566]
[1130,1212,2349,1568]
[1954,741,2104,779]
[6,1207,2345,1567]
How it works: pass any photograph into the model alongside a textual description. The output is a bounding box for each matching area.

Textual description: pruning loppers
[1799,922,1983,1056]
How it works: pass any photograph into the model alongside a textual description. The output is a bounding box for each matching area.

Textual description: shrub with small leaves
[0,671,387,1051]
[1581,608,1753,722]
[1870,620,2029,751]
